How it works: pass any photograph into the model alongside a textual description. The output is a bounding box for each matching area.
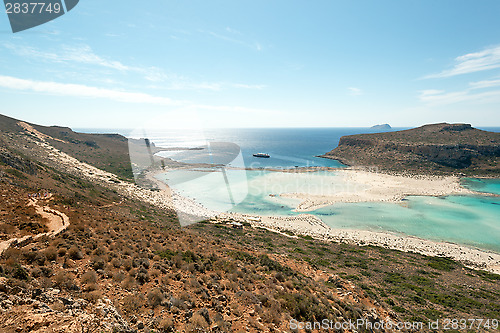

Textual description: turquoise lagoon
[159,168,500,253]
[129,127,500,253]
[462,178,500,196]
[76,127,500,252]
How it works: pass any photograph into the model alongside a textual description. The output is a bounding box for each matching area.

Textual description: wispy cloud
[3,43,179,84]
[5,43,132,71]
[3,43,265,90]
[0,75,183,105]
[152,80,266,91]
[348,87,363,96]
[167,81,223,91]
[469,78,500,90]
[418,88,500,105]
[424,45,500,79]
[0,75,275,115]
[225,27,242,35]
[201,28,263,51]
[232,83,266,90]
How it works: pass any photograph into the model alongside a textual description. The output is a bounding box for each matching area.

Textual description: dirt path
[0,196,70,255]
[17,121,66,143]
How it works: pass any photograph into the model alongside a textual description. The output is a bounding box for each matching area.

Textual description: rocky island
[322,123,500,176]
[370,123,392,131]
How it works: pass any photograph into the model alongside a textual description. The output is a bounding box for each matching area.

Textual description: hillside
[0,114,499,332]
[0,114,134,181]
[322,123,500,176]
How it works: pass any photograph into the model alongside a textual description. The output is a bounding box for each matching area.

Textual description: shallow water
[316,195,500,252]
[109,126,500,253]
[161,168,500,253]
[462,178,500,196]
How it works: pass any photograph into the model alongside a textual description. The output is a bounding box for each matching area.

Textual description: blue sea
[78,127,500,252]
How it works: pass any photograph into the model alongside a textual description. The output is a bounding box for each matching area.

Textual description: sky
[0,0,500,129]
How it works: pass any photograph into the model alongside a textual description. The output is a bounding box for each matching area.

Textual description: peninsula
[321,123,500,176]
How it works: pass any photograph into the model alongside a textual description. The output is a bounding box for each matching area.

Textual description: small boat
[253,153,270,158]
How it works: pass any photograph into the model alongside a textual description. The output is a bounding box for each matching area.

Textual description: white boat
[253,153,270,158]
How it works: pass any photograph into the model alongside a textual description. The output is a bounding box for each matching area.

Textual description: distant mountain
[370,124,391,131]
[322,123,500,176]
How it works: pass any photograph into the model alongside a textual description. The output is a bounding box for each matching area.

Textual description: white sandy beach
[151,166,500,274]
[219,212,500,275]
[154,166,499,274]
[281,168,475,211]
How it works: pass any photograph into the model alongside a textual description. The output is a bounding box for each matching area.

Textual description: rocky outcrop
[322,123,500,175]
[0,149,38,175]
[0,283,133,332]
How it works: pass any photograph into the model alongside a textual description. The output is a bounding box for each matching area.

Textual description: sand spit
[281,168,476,211]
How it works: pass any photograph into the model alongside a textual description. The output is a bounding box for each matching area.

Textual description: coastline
[151,167,500,274]
[220,212,500,275]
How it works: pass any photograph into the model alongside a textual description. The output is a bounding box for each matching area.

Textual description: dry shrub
[147,288,165,308]
[82,283,97,292]
[39,276,53,289]
[0,223,16,234]
[11,264,30,281]
[135,267,149,284]
[54,271,76,290]
[112,271,127,283]
[284,280,294,290]
[91,258,105,270]
[122,293,144,314]
[170,297,184,309]
[57,247,67,257]
[158,316,175,333]
[275,272,285,282]
[111,258,122,268]
[51,301,65,312]
[123,259,132,271]
[172,254,182,268]
[83,290,102,304]
[150,268,161,279]
[68,246,83,260]
[261,307,282,325]
[2,248,22,267]
[186,313,208,332]
[121,276,135,291]
[81,270,97,284]
[161,275,171,286]
[23,250,46,266]
[42,246,57,261]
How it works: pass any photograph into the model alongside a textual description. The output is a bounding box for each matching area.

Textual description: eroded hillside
[322,123,500,176]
